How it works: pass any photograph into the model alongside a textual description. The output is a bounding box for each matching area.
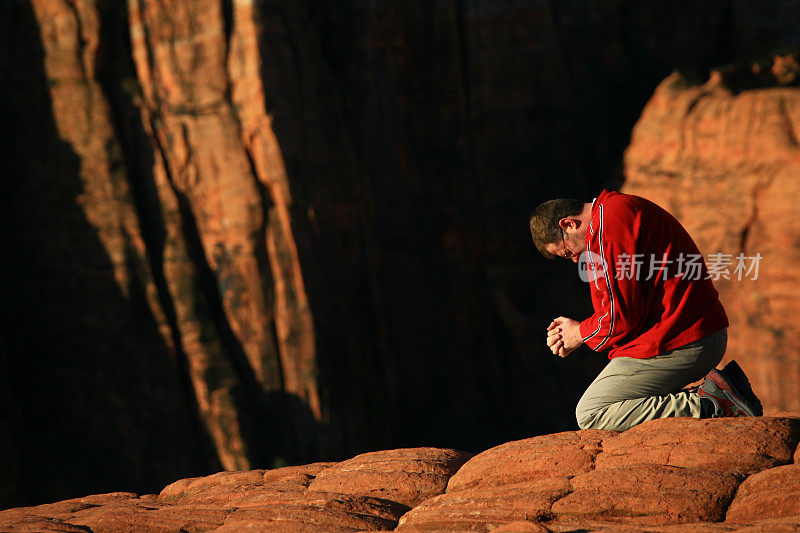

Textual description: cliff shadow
[0,1,207,507]
[249,0,613,459]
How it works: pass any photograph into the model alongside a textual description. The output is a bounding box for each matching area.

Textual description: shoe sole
[720,361,763,416]
[706,370,757,417]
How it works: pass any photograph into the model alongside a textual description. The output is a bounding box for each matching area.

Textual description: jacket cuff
[579,317,598,350]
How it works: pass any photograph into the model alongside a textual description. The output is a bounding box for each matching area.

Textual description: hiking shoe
[698,366,759,418]
[683,384,700,394]
[717,360,763,416]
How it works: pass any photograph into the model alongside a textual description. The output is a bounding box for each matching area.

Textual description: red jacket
[578,190,728,359]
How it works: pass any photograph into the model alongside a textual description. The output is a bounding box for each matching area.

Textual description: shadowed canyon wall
[1,0,800,508]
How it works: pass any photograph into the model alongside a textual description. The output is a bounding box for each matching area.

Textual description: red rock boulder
[216,491,407,532]
[446,429,614,492]
[397,477,571,532]
[3,416,800,531]
[726,464,800,522]
[597,416,800,475]
[308,448,472,507]
[551,465,740,525]
[158,463,335,506]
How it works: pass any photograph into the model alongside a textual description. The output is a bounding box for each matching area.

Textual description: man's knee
[576,414,595,430]
[577,404,625,430]
[575,397,598,430]
[576,395,626,430]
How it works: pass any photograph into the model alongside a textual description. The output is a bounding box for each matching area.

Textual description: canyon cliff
[1,0,800,509]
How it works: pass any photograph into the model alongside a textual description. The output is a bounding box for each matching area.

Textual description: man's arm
[579,202,645,352]
[546,200,645,357]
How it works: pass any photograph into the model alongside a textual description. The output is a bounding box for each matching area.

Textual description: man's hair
[529,198,583,259]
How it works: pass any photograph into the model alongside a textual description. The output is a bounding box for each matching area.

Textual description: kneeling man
[530,190,762,431]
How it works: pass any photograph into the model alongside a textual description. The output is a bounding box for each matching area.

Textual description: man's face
[544,220,583,263]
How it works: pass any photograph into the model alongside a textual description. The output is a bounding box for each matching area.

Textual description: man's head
[530,198,588,262]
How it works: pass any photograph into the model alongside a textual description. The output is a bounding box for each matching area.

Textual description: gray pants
[576,329,727,431]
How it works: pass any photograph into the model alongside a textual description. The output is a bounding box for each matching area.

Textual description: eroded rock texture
[1,416,799,532]
[3,0,800,509]
[622,57,800,415]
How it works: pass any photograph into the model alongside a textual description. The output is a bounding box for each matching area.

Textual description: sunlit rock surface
[2,416,799,532]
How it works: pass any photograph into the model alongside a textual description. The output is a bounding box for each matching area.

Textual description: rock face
[4,0,800,510]
[307,448,473,507]
[446,430,612,492]
[2,416,800,532]
[622,57,800,415]
[726,464,800,523]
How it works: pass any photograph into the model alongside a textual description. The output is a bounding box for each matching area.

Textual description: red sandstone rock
[0,492,141,520]
[543,518,737,532]
[127,0,322,471]
[8,0,326,494]
[551,465,741,525]
[597,416,800,475]
[397,477,571,531]
[0,488,406,532]
[447,429,614,492]
[67,502,230,532]
[726,464,800,522]
[308,448,472,507]
[158,463,336,505]
[213,522,355,533]
[261,463,337,490]
[491,520,553,532]
[5,417,800,531]
[219,491,407,531]
[731,516,800,532]
[0,494,179,532]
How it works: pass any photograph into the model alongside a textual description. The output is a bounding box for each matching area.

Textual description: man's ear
[558,217,574,230]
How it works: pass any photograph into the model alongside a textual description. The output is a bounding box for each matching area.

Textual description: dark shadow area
[94,0,220,477]
[0,334,23,508]
[248,181,322,466]
[0,1,203,508]
[252,0,404,458]
[253,0,611,461]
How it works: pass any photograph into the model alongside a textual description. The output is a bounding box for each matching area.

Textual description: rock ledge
[2,416,799,532]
